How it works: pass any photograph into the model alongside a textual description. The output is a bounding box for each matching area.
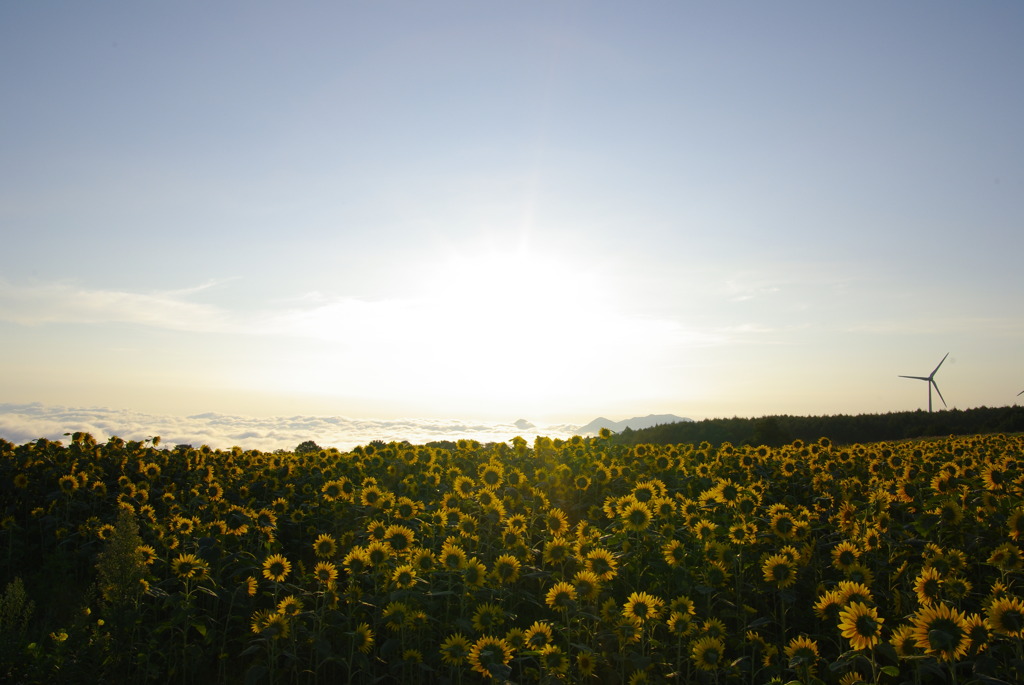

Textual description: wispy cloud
[0,278,232,332]
[0,403,583,452]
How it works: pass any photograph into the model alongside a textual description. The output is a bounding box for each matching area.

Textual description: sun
[401,244,611,407]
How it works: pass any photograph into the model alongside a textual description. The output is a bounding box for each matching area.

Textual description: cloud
[0,403,582,452]
[0,278,233,332]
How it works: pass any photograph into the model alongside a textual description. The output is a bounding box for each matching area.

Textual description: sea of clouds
[0,403,583,452]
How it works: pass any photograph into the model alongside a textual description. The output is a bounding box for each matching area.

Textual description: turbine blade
[932,380,947,407]
[1018,389,1024,396]
[930,352,949,378]
[899,375,929,381]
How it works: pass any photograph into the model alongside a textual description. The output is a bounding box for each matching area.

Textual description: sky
[2,2,1023,448]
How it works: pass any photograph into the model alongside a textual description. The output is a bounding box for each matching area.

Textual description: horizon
[3,400,1021,453]
[3,3,1023,434]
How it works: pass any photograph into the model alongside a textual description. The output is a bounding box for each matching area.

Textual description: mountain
[576,414,692,436]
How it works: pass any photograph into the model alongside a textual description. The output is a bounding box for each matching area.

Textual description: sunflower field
[2,430,1023,684]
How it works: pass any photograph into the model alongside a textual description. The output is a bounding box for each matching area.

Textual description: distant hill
[577,414,692,436]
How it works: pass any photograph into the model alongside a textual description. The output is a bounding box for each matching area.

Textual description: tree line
[609,405,1024,448]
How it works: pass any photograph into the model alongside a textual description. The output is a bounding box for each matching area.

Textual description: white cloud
[0,278,233,332]
[0,402,582,452]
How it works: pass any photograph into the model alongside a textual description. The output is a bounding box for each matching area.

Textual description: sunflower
[623,591,663,623]
[464,557,487,588]
[691,636,725,671]
[762,553,798,588]
[366,541,391,567]
[137,544,157,565]
[410,548,434,573]
[838,601,884,651]
[988,543,1024,572]
[383,601,413,632]
[314,561,338,586]
[472,603,506,634]
[391,564,417,589]
[987,596,1024,637]
[836,580,874,607]
[703,560,731,588]
[491,554,521,584]
[910,602,970,661]
[439,633,472,666]
[576,651,597,678]
[543,537,572,565]
[913,566,943,606]
[343,547,371,574]
[942,575,972,602]
[831,541,861,572]
[277,595,303,617]
[172,553,209,580]
[545,507,570,535]
[573,570,602,601]
[662,539,687,568]
[691,518,718,541]
[545,581,577,610]
[524,621,554,649]
[468,636,513,679]
[58,474,78,494]
[889,624,920,657]
[964,613,990,654]
[504,628,527,650]
[479,463,503,489]
[784,635,819,671]
[252,610,290,639]
[440,542,468,571]
[539,644,568,674]
[262,554,291,583]
[244,575,258,596]
[352,622,374,653]
[620,500,653,532]
[585,548,618,581]
[667,611,693,637]
[312,533,337,559]
[384,524,415,553]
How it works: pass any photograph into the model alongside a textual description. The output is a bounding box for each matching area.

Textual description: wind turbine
[899,353,949,412]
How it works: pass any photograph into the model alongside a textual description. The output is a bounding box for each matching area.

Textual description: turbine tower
[899,353,949,412]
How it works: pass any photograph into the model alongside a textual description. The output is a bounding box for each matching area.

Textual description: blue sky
[2,2,1023,434]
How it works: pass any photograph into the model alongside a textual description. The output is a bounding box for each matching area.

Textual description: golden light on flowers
[662,539,687,568]
[262,553,291,583]
[439,633,471,666]
[585,548,618,581]
[623,591,664,623]
[831,541,861,571]
[690,636,725,671]
[312,533,336,559]
[525,621,555,649]
[491,554,521,584]
[913,566,943,606]
[573,570,601,601]
[784,635,819,670]
[353,622,374,654]
[468,636,513,679]
[171,553,209,580]
[761,553,798,588]
[313,561,338,586]
[838,601,884,651]
[910,602,970,661]
[384,524,415,552]
[986,596,1024,638]
[472,603,506,634]
[545,581,576,610]
[836,580,874,607]
[391,564,417,589]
